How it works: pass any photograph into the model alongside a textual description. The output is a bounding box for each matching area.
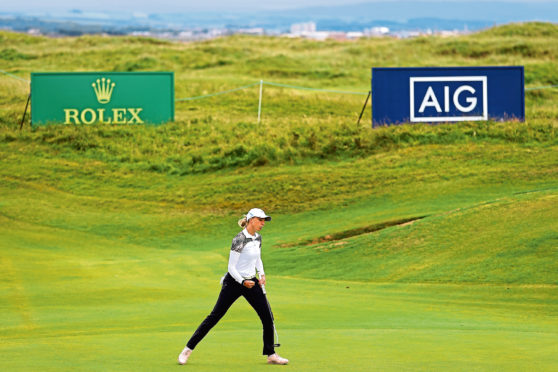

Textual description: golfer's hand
[243,280,255,288]
[259,275,266,286]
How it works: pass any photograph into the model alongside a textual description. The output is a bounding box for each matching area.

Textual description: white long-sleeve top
[228,229,265,284]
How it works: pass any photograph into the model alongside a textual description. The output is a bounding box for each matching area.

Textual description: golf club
[261,284,280,347]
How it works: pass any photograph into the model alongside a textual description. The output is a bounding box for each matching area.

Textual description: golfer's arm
[228,251,244,284]
[256,257,265,276]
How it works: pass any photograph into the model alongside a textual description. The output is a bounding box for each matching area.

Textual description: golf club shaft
[261,284,280,347]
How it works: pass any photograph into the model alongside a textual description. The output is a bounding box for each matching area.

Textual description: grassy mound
[1,120,555,175]
[271,190,557,284]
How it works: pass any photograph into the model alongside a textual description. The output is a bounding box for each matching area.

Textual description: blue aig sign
[372,67,524,127]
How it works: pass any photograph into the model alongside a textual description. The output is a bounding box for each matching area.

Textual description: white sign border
[409,76,488,122]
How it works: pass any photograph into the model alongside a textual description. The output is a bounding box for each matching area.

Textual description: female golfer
[178,208,288,365]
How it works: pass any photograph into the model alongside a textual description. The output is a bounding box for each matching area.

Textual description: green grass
[0,22,557,371]
[272,190,558,284]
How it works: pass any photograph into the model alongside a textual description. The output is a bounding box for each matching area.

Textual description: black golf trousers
[186,273,275,356]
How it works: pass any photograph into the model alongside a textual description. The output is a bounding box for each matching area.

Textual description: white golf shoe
[177,346,192,365]
[267,353,289,365]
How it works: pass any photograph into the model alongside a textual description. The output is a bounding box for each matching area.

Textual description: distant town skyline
[2,0,556,39]
[2,0,555,13]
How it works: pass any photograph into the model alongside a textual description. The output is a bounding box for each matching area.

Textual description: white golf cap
[246,208,271,221]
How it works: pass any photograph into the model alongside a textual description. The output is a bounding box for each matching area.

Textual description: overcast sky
[1,0,554,13]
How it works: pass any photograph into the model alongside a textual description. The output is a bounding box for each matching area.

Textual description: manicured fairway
[2,268,557,371]
[1,186,557,371]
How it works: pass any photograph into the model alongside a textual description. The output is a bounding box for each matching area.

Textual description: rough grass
[1,22,558,128]
[0,120,555,176]
[1,23,556,177]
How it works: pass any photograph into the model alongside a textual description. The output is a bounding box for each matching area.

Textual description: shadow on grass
[279,215,428,247]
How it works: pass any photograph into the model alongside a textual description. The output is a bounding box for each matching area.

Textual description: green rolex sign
[31,72,174,125]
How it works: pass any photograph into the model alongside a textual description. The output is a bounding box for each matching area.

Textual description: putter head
[274,343,281,347]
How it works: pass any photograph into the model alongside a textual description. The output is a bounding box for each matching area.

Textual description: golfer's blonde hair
[238,215,248,228]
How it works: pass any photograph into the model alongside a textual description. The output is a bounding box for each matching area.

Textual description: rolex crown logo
[92,77,116,104]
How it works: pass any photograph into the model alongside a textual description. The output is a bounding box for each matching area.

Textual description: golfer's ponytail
[238,215,248,228]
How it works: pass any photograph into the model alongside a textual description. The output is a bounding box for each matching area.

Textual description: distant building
[364,27,390,37]
[437,30,462,37]
[290,22,316,36]
[130,31,152,37]
[237,28,265,36]
[326,32,348,41]
[347,31,364,39]
[394,30,422,39]
[27,28,42,36]
[177,31,194,39]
